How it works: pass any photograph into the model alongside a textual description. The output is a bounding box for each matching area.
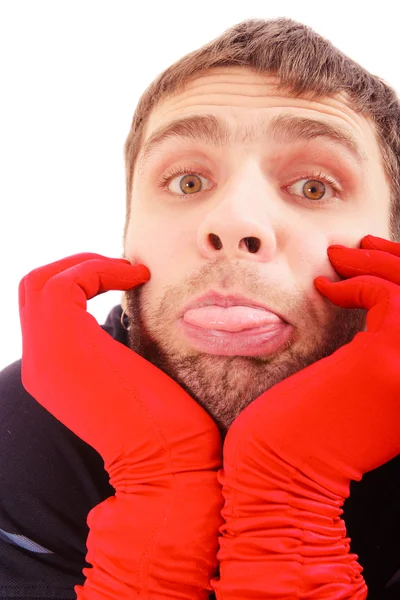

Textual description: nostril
[243,237,261,253]
[208,233,223,250]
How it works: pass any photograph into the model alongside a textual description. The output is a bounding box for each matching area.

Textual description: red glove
[18,253,223,599]
[212,235,400,599]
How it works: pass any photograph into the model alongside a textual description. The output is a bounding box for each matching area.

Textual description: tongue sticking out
[183,306,283,332]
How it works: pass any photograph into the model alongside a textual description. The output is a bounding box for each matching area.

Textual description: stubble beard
[124,263,366,434]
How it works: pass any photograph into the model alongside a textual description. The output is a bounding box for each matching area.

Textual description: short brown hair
[123,17,400,241]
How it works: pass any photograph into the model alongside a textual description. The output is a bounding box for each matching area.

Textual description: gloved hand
[18,253,223,599]
[213,235,400,600]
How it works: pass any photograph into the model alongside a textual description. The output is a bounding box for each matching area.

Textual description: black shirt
[1,304,399,599]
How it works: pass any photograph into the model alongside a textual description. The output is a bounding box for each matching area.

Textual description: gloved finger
[20,253,112,289]
[19,254,149,309]
[314,274,400,335]
[361,235,400,257]
[19,253,114,308]
[326,246,400,285]
[47,259,150,310]
[315,274,394,309]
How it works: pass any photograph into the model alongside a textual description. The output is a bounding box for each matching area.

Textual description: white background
[1,0,399,370]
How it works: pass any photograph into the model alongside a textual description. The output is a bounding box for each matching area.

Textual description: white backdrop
[1,0,399,370]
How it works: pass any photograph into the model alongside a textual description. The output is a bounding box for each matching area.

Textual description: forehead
[140,67,382,170]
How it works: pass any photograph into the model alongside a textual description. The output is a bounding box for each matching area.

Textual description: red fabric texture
[18,253,223,599]
[212,236,400,599]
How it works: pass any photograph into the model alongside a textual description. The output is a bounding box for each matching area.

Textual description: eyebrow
[138,113,368,170]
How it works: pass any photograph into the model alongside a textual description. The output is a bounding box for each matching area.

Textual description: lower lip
[178,319,292,356]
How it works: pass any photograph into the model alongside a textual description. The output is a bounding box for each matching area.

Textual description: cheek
[286,226,351,308]
[287,215,389,304]
[126,218,193,266]
[124,215,195,306]
[288,228,334,280]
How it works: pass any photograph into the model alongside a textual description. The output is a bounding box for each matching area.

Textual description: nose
[197,162,278,263]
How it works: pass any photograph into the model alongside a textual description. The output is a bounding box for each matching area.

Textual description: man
[2,15,400,599]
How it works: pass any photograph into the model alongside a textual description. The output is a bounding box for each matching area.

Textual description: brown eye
[168,173,212,195]
[180,174,202,194]
[302,179,326,200]
[287,176,337,202]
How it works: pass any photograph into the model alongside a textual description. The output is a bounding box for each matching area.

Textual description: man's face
[123,67,391,432]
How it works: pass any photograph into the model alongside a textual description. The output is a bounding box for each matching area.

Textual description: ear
[121,291,127,311]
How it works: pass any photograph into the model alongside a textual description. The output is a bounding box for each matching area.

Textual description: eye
[286,173,341,202]
[158,168,213,195]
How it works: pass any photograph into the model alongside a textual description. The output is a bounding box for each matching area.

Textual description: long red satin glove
[18,253,223,599]
[213,235,400,599]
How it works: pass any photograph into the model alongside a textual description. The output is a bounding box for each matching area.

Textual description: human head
[121,18,400,431]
